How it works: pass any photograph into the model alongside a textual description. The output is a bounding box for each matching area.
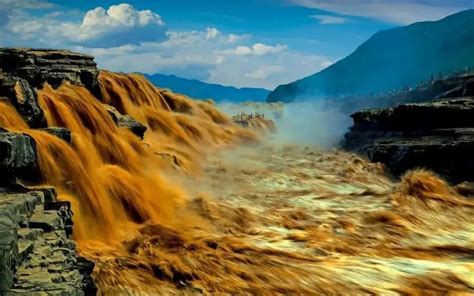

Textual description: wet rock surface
[0,130,38,185]
[0,130,94,294]
[39,127,72,144]
[0,75,46,127]
[103,104,147,139]
[0,48,114,295]
[342,97,474,182]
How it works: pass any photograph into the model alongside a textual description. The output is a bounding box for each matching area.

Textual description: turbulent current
[1,72,474,295]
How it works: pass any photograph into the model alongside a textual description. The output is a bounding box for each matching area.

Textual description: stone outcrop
[0,130,38,185]
[0,187,97,295]
[0,48,99,91]
[0,131,96,294]
[39,127,72,144]
[0,48,101,128]
[0,75,46,128]
[342,97,474,183]
[103,104,147,139]
[0,47,160,294]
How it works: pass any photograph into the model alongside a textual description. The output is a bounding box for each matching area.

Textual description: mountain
[145,73,269,102]
[267,9,474,103]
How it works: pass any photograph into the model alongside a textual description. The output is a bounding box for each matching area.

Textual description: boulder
[39,127,72,144]
[0,131,38,184]
[0,75,46,128]
[77,256,98,295]
[342,97,474,183]
[103,104,147,139]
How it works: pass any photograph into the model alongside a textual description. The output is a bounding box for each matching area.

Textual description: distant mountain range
[145,73,269,102]
[267,9,474,103]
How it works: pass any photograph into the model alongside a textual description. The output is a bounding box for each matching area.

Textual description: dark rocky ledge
[0,130,97,295]
[0,129,38,185]
[0,48,99,90]
[103,104,147,139]
[342,97,474,183]
[0,47,115,295]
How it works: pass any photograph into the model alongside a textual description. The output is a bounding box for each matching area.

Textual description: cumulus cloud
[5,3,167,47]
[0,2,332,89]
[221,43,287,56]
[205,27,220,39]
[292,0,473,24]
[76,28,248,81]
[310,15,347,24]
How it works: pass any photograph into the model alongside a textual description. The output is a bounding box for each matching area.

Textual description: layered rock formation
[342,97,474,183]
[0,48,99,90]
[0,48,102,295]
[0,132,96,294]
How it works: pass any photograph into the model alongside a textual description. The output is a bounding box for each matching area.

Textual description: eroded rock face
[0,188,97,295]
[0,48,99,91]
[0,75,46,128]
[0,129,95,294]
[0,130,38,185]
[342,97,474,183]
[0,47,103,295]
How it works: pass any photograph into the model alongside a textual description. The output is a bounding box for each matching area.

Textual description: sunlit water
[1,72,473,295]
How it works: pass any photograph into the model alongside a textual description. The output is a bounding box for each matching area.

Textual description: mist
[218,101,352,149]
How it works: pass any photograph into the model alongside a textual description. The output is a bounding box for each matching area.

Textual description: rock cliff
[0,48,101,295]
[0,132,97,294]
[342,97,474,183]
[0,48,99,90]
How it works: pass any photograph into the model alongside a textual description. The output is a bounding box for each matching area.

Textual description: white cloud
[291,0,473,24]
[227,34,242,43]
[6,3,167,47]
[0,2,332,89]
[310,15,346,24]
[0,0,52,9]
[205,27,220,39]
[245,66,284,80]
[221,43,287,56]
[209,51,332,89]
[73,28,249,81]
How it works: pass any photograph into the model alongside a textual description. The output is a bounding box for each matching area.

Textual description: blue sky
[1,0,473,89]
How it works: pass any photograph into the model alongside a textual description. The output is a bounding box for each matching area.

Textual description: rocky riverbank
[342,96,474,183]
[0,131,96,294]
[0,48,105,295]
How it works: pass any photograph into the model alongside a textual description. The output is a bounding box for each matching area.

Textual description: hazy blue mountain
[145,73,269,102]
[267,9,474,103]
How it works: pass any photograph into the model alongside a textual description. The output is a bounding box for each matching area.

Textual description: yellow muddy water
[1,72,473,295]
